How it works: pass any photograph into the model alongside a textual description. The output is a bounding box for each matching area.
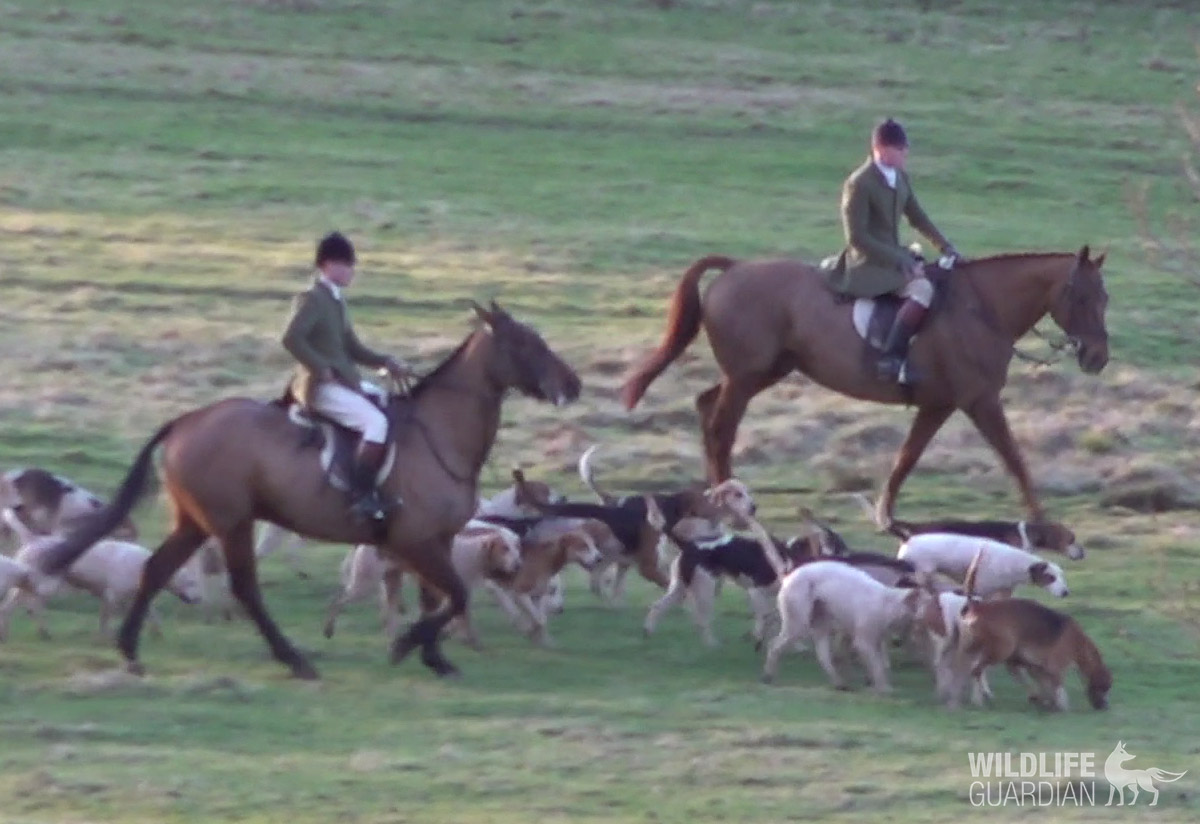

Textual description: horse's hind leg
[876,404,954,528]
[694,383,721,463]
[964,395,1044,521]
[118,516,208,675]
[222,520,319,680]
[705,364,791,483]
[389,539,465,678]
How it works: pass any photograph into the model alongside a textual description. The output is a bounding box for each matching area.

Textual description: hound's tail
[578,445,616,505]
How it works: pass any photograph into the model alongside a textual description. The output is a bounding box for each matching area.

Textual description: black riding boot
[876,298,928,383]
[348,440,391,522]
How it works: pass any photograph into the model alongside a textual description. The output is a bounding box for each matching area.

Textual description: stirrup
[876,354,904,381]
[349,488,395,522]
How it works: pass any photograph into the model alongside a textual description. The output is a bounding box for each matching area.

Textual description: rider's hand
[942,243,961,261]
[384,357,415,381]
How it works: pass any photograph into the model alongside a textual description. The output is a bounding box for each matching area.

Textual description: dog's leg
[762,596,806,684]
[747,586,776,650]
[813,630,848,690]
[1005,660,1039,703]
[643,558,687,639]
[98,593,115,640]
[146,604,164,639]
[856,631,892,694]
[323,585,355,639]
[514,593,551,647]
[587,557,612,601]
[485,582,528,630]
[969,658,994,706]
[686,570,720,648]
[380,566,408,639]
[0,588,23,641]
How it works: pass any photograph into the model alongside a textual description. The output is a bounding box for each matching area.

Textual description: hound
[897,533,1069,598]
[954,548,1111,711]
[514,465,756,604]
[762,560,930,692]
[642,497,797,649]
[856,493,1085,559]
[1,467,137,542]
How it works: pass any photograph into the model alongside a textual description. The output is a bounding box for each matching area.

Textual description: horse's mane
[960,251,1076,267]
[402,326,481,400]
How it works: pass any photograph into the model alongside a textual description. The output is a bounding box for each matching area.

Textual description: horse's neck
[962,256,1069,340]
[409,334,503,481]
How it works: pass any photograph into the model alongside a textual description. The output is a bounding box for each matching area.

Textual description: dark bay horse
[620,248,1109,527]
[43,302,581,680]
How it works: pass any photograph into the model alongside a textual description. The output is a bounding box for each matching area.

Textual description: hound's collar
[695,533,735,551]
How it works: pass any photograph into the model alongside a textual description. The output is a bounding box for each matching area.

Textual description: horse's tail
[619,255,736,410]
[41,417,179,575]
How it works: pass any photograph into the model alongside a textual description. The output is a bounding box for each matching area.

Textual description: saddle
[270,385,399,496]
[819,256,957,352]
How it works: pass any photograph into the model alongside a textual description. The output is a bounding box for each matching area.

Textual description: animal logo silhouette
[1104,741,1187,806]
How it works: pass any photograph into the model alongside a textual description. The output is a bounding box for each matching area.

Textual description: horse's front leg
[964,395,1044,521]
[388,537,465,678]
[876,404,954,528]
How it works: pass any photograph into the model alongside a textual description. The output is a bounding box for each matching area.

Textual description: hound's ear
[1029,561,1048,581]
[1076,245,1091,263]
[1093,252,1106,268]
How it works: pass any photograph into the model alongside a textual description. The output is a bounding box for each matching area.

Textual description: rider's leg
[877,276,934,382]
[311,383,395,519]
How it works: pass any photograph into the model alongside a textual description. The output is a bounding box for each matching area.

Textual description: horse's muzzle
[1078,345,1108,375]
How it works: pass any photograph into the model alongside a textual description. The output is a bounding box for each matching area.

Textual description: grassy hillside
[1,1,1198,821]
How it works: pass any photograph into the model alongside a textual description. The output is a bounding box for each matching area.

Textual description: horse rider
[823,118,961,382]
[281,231,412,522]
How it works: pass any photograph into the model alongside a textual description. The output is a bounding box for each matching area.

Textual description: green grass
[1,0,1199,820]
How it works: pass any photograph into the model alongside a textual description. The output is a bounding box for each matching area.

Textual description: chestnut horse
[43,302,581,680]
[621,247,1109,526]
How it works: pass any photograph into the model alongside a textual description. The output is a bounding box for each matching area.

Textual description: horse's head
[472,300,582,406]
[1050,245,1109,375]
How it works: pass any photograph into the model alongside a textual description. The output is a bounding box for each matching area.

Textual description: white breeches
[311,382,388,443]
[901,276,934,308]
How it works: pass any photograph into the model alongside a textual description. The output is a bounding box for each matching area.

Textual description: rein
[389,378,501,488]
[1012,327,1080,366]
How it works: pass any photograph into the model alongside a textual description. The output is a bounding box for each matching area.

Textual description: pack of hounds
[0,446,1111,713]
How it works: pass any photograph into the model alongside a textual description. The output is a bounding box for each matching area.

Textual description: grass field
[1,1,1199,821]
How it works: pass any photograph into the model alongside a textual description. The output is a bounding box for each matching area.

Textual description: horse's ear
[1077,245,1091,263]
[470,300,494,329]
[1093,251,1106,268]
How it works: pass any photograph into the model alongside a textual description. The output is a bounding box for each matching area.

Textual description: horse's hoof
[291,658,321,681]
[126,660,146,677]
[760,672,774,685]
[390,636,418,665]
[322,624,335,640]
[436,665,462,680]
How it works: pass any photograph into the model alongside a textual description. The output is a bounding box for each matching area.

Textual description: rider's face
[874,142,909,170]
[321,260,356,287]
